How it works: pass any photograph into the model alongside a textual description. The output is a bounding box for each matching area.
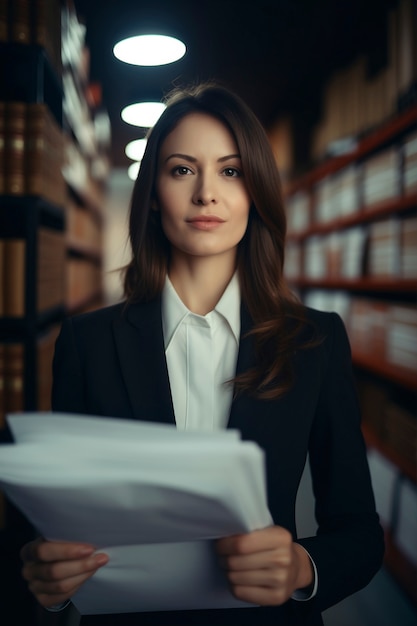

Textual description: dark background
[73,0,392,170]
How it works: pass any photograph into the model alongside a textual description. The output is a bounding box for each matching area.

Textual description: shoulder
[64,301,127,334]
[301,305,352,359]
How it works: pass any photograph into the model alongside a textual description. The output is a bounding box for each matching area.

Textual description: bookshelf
[284,102,417,605]
[0,2,110,623]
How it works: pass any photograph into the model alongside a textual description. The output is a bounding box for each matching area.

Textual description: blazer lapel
[227,304,260,432]
[112,298,175,425]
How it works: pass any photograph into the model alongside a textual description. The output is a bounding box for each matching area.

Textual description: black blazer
[52,299,384,626]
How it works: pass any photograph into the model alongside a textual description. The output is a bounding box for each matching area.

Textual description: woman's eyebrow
[164,153,197,163]
[164,153,241,163]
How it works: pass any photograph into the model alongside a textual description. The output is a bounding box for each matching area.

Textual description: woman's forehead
[159,112,238,158]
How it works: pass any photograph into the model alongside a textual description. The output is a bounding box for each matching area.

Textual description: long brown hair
[124,82,315,399]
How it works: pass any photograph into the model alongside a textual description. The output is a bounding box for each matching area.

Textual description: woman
[20,83,384,625]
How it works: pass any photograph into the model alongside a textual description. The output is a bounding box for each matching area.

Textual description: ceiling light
[121,102,166,127]
[113,34,186,66]
[125,138,147,161]
[128,162,141,181]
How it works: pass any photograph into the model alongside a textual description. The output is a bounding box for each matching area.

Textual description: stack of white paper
[0,413,273,615]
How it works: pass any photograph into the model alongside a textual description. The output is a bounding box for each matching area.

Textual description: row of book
[311,0,417,160]
[0,101,67,207]
[67,257,102,312]
[302,290,417,377]
[0,326,59,428]
[285,214,417,281]
[286,129,417,234]
[63,131,110,213]
[0,0,62,75]
[358,378,416,475]
[0,228,66,317]
[66,195,103,256]
[0,228,104,317]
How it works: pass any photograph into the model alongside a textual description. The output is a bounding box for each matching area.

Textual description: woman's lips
[186,216,225,230]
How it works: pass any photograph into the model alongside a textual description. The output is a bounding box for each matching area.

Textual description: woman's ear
[151,198,159,211]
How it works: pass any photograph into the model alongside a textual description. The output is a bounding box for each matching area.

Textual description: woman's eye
[222,167,241,177]
[173,166,192,176]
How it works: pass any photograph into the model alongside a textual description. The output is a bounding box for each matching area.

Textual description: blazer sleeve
[297,312,384,612]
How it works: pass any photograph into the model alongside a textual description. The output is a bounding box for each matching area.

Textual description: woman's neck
[168,253,237,315]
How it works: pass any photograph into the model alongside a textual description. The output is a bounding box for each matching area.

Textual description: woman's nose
[192,174,218,205]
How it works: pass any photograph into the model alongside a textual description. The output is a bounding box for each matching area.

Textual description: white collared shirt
[161,272,318,601]
[162,273,240,431]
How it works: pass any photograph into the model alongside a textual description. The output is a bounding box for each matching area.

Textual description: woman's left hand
[216,525,313,606]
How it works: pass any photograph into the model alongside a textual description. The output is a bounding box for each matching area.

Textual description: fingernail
[79,546,95,556]
[95,553,109,566]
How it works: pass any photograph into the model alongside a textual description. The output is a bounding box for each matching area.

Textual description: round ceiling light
[128,161,141,181]
[125,138,148,161]
[113,34,186,66]
[121,102,166,128]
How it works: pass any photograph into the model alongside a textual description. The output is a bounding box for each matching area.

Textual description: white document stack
[0,412,272,615]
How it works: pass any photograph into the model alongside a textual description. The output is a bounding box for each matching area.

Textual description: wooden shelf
[286,104,417,194]
[67,239,102,263]
[353,352,417,392]
[287,193,417,242]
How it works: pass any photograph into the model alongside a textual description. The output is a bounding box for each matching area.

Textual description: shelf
[354,350,417,391]
[289,277,417,294]
[0,306,65,339]
[0,197,65,235]
[67,240,102,263]
[0,43,63,126]
[287,194,417,242]
[286,104,417,193]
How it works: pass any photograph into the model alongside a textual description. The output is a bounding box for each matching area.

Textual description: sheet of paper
[0,412,273,614]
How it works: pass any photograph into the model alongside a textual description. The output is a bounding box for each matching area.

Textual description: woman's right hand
[20,537,109,609]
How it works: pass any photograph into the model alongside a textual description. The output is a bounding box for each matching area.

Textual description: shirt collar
[162,273,241,349]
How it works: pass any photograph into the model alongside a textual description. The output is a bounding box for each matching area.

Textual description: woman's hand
[20,537,109,609]
[216,526,314,606]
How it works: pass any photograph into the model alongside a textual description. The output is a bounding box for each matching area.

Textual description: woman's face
[155,113,251,264]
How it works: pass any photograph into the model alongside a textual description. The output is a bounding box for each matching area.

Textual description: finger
[217,527,292,557]
[227,565,289,588]
[28,567,102,599]
[22,552,109,584]
[231,584,290,606]
[21,539,95,564]
[219,547,292,572]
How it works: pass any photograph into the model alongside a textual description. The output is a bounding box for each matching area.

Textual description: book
[362,147,401,208]
[26,102,66,207]
[3,239,25,317]
[367,218,401,278]
[37,227,66,312]
[403,130,417,194]
[4,102,26,196]
[386,305,417,372]
[400,215,417,278]
[286,191,310,235]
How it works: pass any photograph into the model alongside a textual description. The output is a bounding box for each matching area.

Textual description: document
[0,412,273,614]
